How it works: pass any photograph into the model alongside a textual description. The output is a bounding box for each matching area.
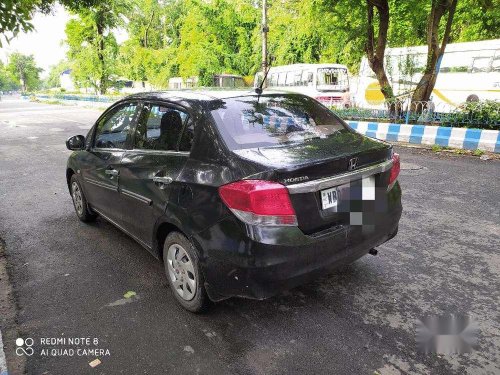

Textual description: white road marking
[0,329,8,375]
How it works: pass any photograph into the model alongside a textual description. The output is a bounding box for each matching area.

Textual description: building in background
[59,69,75,91]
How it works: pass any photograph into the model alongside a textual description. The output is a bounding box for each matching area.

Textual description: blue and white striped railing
[348,121,500,153]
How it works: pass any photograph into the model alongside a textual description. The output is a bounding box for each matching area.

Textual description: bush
[449,100,500,130]
[334,100,499,130]
[434,100,499,129]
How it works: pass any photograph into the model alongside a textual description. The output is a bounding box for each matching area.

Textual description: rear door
[80,102,138,223]
[118,102,193,247]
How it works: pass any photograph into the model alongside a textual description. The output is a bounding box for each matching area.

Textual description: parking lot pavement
[0,98,499,375]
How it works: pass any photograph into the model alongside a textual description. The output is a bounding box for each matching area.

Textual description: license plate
[321,187,338,209]
[362,176,376,200]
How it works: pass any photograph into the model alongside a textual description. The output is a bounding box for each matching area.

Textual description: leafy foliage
[450,100,500,129]
[0,61,20,91]
[5,0,495,94]
[118,0,259,88]
[65,1,129,94]
[6,52,42,92]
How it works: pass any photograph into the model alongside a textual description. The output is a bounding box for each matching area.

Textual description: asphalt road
[0,97,499,375]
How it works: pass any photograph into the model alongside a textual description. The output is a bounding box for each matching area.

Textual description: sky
[0,5,127,78]
[0,5,70,78]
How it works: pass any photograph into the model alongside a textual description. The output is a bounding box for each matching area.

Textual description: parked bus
[355,39,500,109]
[254,63,351,107]
[168,74,245,89]
[213,74,245,88]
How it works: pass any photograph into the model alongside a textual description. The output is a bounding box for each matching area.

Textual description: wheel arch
[66,168,76,191]
[153,218,206,264]
[155,221,181,260]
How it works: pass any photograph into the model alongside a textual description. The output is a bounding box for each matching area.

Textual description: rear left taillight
[388,152,400,189]
[218,180,298,226]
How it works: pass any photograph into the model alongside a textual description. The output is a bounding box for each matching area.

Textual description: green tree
[451,0,499,42]
[364,0,395,103]
[57,0,499,93]
[0,61,20,91]
[6,52,42,92]
[65,1,129,94]
[411,0,458,104]
[118,0,259,88]
[118,0,181,87]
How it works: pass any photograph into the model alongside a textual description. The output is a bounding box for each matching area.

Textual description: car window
[210,94,345,150]
[94,103,137,149]
[134,104,189,151]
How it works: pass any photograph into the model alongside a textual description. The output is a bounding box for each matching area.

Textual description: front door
[118,102,193,247]
[80,102,138,224]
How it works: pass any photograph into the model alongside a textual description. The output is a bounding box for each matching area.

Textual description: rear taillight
[219,180,298,226]
[388,152,400,189]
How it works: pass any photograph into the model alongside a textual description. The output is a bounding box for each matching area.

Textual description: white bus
[254,63,351,107]
[213,74,245,88]
[355,39,500,109]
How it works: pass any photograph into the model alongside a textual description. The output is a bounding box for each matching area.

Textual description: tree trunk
[411,0,458,108]
[96,18,107,95]
[143,11,155,48]
[18,65,27,92]
[365,0,395,108]
[21,75,27,92]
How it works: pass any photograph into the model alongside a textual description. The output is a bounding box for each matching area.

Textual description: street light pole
[261,0,268,88]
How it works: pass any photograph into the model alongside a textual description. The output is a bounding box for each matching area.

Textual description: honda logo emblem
[348,157,358,171]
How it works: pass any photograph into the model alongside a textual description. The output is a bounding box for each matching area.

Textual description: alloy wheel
[166,244,197,301]
[71,181,84,215]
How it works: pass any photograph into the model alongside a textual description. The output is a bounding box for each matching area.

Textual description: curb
[348,121,500,153]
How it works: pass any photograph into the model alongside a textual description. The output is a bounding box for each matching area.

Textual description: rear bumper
[196,187,402,301]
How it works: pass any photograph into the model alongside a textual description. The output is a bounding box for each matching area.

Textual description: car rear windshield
[209,94,346,150]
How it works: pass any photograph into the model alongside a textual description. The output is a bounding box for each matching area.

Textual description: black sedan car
[66,91,402,312]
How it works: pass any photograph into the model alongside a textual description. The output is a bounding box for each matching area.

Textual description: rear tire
[70,174,97,222]
[163,232,209,313]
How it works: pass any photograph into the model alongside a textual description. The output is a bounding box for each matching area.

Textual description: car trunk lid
[232,129,393,234]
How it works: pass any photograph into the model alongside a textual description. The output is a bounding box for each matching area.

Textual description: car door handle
[152,176,173,185]
[105,169,119,177]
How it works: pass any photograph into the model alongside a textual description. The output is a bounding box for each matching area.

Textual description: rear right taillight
[218,180,298,226]
[388,152,400,190]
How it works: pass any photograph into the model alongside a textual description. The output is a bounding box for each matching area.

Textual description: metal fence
[31,93,117,103]
[334,99,499,129]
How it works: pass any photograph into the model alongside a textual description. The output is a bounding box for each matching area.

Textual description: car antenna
[255,56,274,95]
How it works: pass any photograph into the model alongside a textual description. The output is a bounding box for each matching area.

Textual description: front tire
[163,232,209,313]
[70,174,97,222]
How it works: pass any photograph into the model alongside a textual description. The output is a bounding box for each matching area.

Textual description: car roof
[123,89,295,103]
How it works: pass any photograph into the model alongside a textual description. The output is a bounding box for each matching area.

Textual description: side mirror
[66,135,86,151]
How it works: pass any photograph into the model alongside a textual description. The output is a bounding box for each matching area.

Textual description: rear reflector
[219,180,298,226]
[388,152,400,189]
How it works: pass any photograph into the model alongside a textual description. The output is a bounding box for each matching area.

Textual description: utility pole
[261,0,268,87]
